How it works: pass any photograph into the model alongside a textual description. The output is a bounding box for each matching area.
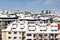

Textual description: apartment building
[2,15,60,40]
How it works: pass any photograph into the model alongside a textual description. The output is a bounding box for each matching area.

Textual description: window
[32,25,35,27]
[33,39,37,40]
[44,39,47,40]
[19,37,21,39]
[22,32,25,36]
[8,37,11,39]
[33,34,35,37]
[28,22,35,24]
[14,37,17,39]
[12,24,16,26]
[29,25,35,27]
[51,25,57,27]
[39,34,42,38]
[14,32,17,34]
[51,30,58,31]
[27,34,32,36]
[44,34,47,36]
[40,25,46,27]
[28,26,36,31]
[20,24,24,25]
[12,24,16,29]
[49,39,54,40]
[22,36,25,39]
[27,39,32,40]
[39,39,42,40]
[55,39,59,40]
[19,32,21,34]
[40,30,46,31]
[8,32,11,34]
[20,24,25,29]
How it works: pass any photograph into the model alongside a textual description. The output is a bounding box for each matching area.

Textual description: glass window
[55,39,59,40]
[22,32,25,36]
[51,25,57,27]
[12,24,16,29]
[40,25,46,27]
[14,32,17,34]
[27,34,32,36]
[8,37,11,39]
[19,32,21,34]
[28,22,35,24]
[27,39,32,40]
[20,24,23,25]
[19,37,21,39]
[8,32,11,34]
[33,39,36,40]
[22,36,25,39]
[12,24,16,26]
[14,37,17,39]
[20,24,25,29]
[50,39,54,40]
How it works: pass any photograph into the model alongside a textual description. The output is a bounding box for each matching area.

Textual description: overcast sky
[0,0,60,12]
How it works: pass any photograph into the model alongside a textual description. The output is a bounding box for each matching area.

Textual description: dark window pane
[8,37,11,39]
[27,34,31,36]
[14,32,17,34]
[14,37,17,39]
[27,39,32,40]
[8,32,11,34]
